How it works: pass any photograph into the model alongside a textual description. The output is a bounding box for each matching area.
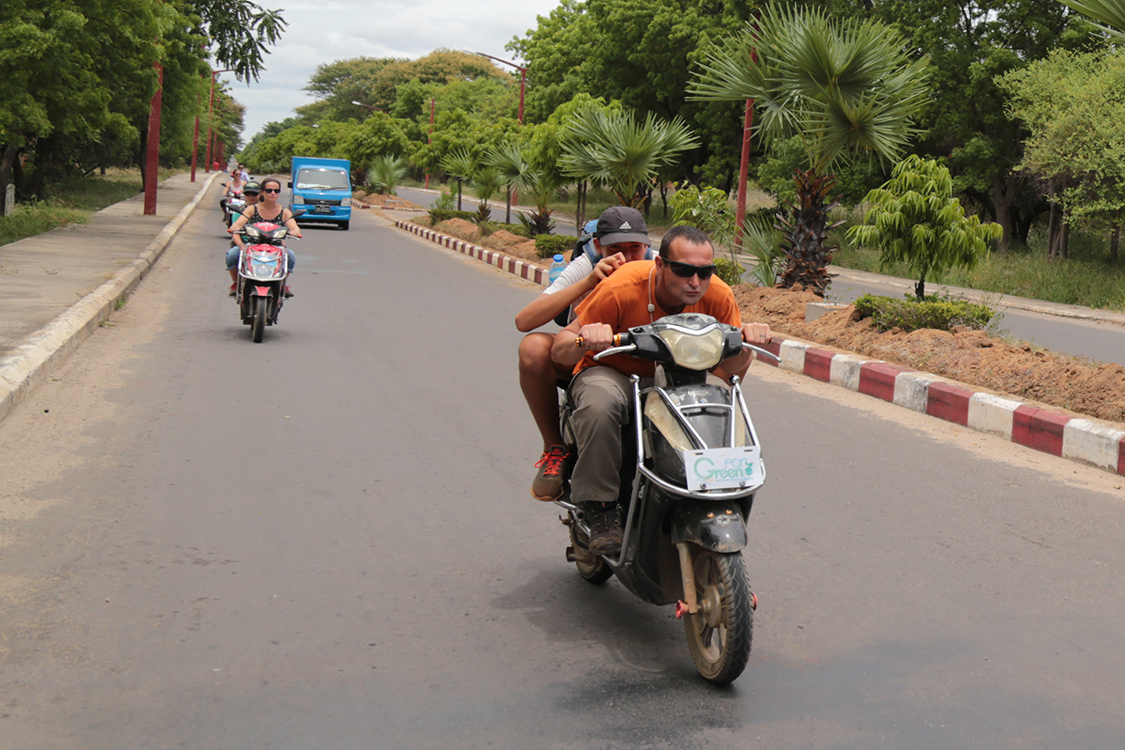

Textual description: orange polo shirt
[572,260,742,377]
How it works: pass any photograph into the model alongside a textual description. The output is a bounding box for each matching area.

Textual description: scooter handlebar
[742,342,781,362]
[573,332,631,349]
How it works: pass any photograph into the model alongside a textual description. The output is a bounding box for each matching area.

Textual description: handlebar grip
[574,333,625,348]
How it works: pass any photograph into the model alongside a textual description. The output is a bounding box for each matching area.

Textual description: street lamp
[351,100,385,114]
[471,51,527,124]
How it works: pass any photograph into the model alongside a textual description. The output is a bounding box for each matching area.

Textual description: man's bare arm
[514,254,628,332]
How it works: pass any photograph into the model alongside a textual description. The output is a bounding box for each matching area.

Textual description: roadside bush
[714,256,744,286]
[854,293,995,332]
[535,233,577,259]
[428,208,476,224]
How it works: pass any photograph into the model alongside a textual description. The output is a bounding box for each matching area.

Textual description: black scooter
[556,313,778,685]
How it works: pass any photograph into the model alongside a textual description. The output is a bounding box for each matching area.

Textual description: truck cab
[288,157,352,230]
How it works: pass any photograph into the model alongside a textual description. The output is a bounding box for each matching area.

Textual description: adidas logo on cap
[620,221,632,229]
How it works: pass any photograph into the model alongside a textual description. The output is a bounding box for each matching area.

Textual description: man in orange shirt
[551,225,771,555]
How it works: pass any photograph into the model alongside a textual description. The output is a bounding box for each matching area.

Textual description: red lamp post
[471,51,526,123]
[203,69,233,174]
[424,97,435,190]
[472,52,527,205]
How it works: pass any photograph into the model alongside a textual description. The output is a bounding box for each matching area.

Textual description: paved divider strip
[396,218,1125,479]
[0,174,219,424]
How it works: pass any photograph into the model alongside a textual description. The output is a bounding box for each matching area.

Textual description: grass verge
[0,168,179,247]
[832,240,1125,312]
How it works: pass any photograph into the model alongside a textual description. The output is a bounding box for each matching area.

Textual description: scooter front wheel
[683,548,753,685]
[251,296,268,342]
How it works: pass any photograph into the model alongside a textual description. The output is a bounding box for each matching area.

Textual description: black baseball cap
[595,206,649,245]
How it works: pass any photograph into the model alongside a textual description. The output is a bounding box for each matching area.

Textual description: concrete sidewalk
[0,171,220,422]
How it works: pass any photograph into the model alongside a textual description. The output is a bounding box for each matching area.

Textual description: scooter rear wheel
[683,548,753,685]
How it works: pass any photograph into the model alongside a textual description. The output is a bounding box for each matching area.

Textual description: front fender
[671,501,747,553]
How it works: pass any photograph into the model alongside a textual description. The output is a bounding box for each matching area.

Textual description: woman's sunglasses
[243,191,260,197]
[665,260,717,280]
[262,188,281,194]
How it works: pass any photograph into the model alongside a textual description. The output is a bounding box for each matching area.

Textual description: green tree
[507,0,754,186]
[440,148,475,211]
[999,48,1125,260]
[368,154,407,195]
[847,155,1003,299]
[1,0,285,201]
[691,3,930,295]
[304,57,403,120]
[818,0,1096,252]
[559,107,698,208]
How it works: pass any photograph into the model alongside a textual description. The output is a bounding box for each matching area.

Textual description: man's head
[593,206,650,261]
[243,180,261,203]
[654,226,717,310]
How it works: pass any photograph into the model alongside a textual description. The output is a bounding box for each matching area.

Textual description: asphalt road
[1,183,1123,749]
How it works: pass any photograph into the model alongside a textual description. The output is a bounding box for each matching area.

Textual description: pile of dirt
[434,218,481,242]
[485,230,540,261]
[354,192,424,210]
[421,219,541,261]
[734,285,1125,423]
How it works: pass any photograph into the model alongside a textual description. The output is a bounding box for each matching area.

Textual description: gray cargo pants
[568,366,651,507]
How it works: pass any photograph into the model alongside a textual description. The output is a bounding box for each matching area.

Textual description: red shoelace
[535,446,568,476]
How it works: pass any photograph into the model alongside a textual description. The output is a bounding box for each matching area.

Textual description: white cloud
[220,0,559,138]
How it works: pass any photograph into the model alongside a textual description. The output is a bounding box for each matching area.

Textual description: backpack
[552,219,656,326]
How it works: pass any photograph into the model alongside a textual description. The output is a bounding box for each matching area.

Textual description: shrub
[853,293,995,332]
[714,257,744,286]
[535,233,577,259]
[428,209,477,224]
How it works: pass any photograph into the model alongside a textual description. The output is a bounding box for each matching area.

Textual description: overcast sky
[220,0,561,139]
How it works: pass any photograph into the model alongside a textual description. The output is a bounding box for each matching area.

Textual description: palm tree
[471,166,502,223]
[440,149,476,211]
[485,143,526,224]
[486,142,557,234]
[1059,0,1125,38]
[368,154,407,195]
[690,3,929,294]
[559,108,699,209]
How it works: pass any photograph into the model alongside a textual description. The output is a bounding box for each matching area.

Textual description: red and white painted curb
[396,219,1125,479]
[397,219,551,285]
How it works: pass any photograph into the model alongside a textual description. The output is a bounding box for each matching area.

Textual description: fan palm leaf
[1059,0,1125,41]
[560,108,699,207]
[689,2,929,292]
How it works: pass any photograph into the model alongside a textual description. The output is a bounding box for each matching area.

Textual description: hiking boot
[584,503,622,557]
[531,444,568,501]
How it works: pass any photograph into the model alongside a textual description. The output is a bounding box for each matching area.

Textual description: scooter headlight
[244,225,261,238]
[658,327,725,370]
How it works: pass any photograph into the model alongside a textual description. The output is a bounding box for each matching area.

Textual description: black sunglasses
[262,187,281,193]
[665,259,716,280]
[243,191,260,196]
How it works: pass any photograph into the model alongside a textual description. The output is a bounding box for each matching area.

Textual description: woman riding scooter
[228,178,301,297]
